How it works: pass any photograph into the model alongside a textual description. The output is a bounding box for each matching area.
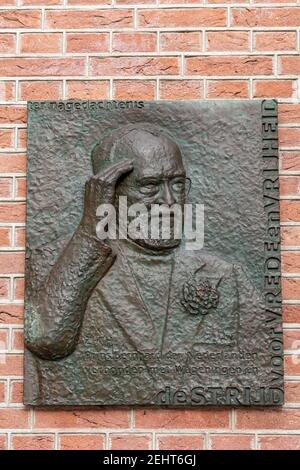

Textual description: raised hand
[80,160,133,236]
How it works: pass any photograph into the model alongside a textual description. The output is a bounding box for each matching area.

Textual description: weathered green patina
[24,100,283,407]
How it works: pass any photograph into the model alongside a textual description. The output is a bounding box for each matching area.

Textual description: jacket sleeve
[25,225,116,360]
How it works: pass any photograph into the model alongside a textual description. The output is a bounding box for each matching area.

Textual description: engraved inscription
[24,100,284,407]
[262,99,283,400]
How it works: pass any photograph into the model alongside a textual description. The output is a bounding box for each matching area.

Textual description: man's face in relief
[116,129,187,251]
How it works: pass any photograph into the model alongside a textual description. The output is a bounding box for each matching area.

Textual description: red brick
[0,280,10,302]
[207,80,249,98]
[280,56,300,75]
[284,329,300,350]
[0,305,23,325]
[280,128,300,148]
[0,129,15,150]
[208,0,247,3]
[255,32,297,52]
[285,381,300,403]
[110,434,151,450]
[11,434,55,450]
[67,0,111,6]
[0,0,16,5]
[0,10,41,28]
[113,80,156,100]
[0,203,25,223]
[138,8,226,28]
[135,409,230,429]
[160,80,203,100]
[0,81,15,101]
[13,278,24,301]
[160,32,201,52]
[157,434,204,450]
[113,32,156,53]
[17,129,26,150]
[116,0,152,3]
[46,10,133,29]
[259,435,300,450]
[160,0,204,3]
[67,80,109,100]
[0,252,25,274]
[0,129,14,149]
[281,152,300,172]
[285,355,300,376]
[210,434,254,450]
[185,56,273,76]
[254,0,298,2]
[279,104,300,125]
[21,0,62,4]
[10,380,23,403]
[0,328,8,349]
[0,409,29,429]
[0,354,23,376]
[0,380,6,403]
[207,31,249,51]
[0,227,11,247]
[280,176,300,197]
[0,58,85,77]
[0,154,26,173]
[0,174,14,196]
[34,410,130,429]
[0,0,299,443]
[254,80,295,98]
[0,106,26,125]
[15,177,26,199]
[20,33,62,54]
[12,179,26,201]
[0,34,15,53]
[66,33,109,53]
[281,227,300,247]
[15,227,25,248]
[0,278,9,300]
[236,409,300,430]
[283,305,300,323]
[282,278,300,300]
[19,81,62,101]
[59,433,105,450]
[0,178,13,199]
[12,329,23,351]
[68,0,110,4]
[90,57,179,77]
[0,435,7,450]
[232,8,300,27]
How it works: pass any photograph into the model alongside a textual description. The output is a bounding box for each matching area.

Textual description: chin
[135,238,181,251]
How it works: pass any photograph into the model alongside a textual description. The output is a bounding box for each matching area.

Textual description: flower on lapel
[181,275,220,316]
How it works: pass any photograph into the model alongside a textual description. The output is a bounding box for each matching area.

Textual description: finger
[108,162,134,184]
[95,160,133,183]
[102,161,133,182]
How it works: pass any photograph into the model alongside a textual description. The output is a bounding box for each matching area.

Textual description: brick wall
[0,0,300,452]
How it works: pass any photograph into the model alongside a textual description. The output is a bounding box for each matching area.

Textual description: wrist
[77,221,111,252]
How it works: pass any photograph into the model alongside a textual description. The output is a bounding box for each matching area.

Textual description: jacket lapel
[98,243,158,354]
[161,244,211,353]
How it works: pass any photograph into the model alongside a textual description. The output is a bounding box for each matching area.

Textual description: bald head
[114,128,184,183]
[92,124,187,250]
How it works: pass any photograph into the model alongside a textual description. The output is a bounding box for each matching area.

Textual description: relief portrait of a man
[24,101,281,406]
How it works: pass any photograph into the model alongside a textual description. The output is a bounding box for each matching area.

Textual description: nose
[158,181,176,206]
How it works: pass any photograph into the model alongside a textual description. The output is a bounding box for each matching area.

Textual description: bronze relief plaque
[24,100,283,407]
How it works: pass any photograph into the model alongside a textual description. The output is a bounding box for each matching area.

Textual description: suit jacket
[25,239,267,406]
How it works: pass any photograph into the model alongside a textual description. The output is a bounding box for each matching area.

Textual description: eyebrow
[137,173,186,183]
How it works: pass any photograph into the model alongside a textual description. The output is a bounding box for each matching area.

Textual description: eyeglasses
[134,177,192,197]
